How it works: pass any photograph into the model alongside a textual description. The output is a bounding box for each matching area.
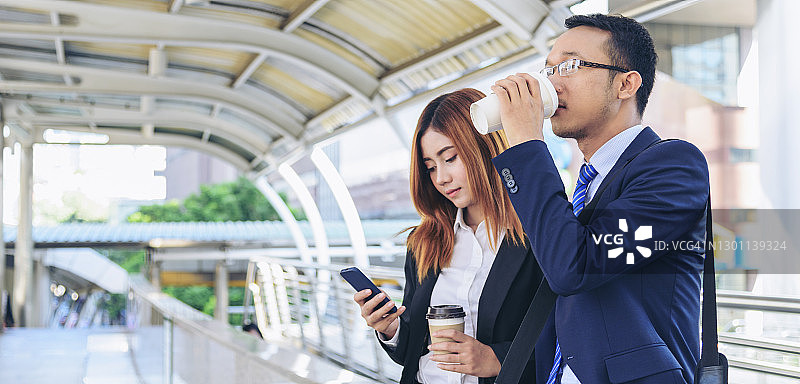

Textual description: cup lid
[426,305,466,319]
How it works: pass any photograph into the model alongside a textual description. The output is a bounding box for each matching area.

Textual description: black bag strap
[495,277,557,384]
[700,196,720,367]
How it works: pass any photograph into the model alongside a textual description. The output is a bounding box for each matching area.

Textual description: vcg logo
[591,219,652,264]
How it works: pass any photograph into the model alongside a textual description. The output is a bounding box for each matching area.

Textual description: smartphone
[340,267,397,314]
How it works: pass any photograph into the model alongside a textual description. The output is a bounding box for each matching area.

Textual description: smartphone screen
[340,267,397,314]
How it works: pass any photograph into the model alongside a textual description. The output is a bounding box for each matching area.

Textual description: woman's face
[420,129,477,211]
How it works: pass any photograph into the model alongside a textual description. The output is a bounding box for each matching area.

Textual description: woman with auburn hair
[353,88,551,384]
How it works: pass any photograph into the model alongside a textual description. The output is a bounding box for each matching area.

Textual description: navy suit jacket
[380,237,551,384]
[493,127,709,384]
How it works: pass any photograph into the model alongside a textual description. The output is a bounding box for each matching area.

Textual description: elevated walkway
[2,266,800,383]
[127,275,374,384]
[0,327,143,384]
[42,248,129,294]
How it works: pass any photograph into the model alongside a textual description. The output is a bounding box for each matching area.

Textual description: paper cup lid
[426,305,466,319]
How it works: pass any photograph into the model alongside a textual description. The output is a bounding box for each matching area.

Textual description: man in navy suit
[489,14,709,383]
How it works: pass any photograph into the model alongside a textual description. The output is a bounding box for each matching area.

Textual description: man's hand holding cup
[470,71,557,147]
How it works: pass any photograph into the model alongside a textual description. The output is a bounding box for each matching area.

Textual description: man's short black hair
[565,14,657,116]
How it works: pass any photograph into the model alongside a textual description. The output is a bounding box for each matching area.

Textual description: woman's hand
[353,289,406,339]
[428,329,501,378]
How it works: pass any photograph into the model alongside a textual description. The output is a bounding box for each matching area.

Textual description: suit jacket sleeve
[379,247,418,365]
[492,139,709,296]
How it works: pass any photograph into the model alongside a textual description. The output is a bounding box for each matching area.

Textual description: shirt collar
[453,207,505,251]
[453,208,469,233]
[586,124,645,178]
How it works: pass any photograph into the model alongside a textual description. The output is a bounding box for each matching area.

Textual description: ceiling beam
[34,122,260,168]
[279,43,546,176]
[30,122,253,170]
[3,100,271,154]
[0,0,379,103]
[0,58,301,140]
[281,0,330,33]
[99,130,253,170]
[468,0,550,41]
[231,52,267,89]
[304,95,355,129]
[168,0,184,13]
[48,11,74,87]
[627,0,707,23]
[380,22,507,84]
[141,48,167,138]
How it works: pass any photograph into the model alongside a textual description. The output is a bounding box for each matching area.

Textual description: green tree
[127,201,185,223]
[163,286,216,314]
[126,176,306,325]
[104,249,145,273]
[127,176,305,223]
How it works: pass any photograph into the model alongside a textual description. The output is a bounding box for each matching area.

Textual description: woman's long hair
[407,88,524,283]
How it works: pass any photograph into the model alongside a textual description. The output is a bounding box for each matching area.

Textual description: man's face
[545,26,619,139]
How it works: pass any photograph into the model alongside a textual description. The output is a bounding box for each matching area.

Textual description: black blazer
[380,236,549,384]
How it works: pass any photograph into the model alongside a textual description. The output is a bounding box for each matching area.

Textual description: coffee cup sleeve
[376,322,401,347]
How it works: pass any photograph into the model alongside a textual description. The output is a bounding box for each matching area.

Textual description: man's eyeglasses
[540,58,630,77]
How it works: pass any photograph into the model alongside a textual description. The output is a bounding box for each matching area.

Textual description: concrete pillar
[757,0,800,209]
[150,260,161,291]
[214,261,229,322]
[12,142,33,326]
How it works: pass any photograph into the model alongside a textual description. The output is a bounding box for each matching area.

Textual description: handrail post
[306,269,326,351]
[242,261,255,325]
[286,266,306,348]
[331,274,352,366]
[163,316,174,384]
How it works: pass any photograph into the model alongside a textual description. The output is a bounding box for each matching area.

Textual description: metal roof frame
[0,0,589,173]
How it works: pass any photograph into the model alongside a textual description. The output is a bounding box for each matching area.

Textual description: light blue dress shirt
[585,124,645,203]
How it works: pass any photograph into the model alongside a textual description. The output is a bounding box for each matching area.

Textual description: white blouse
[381,208,504,384]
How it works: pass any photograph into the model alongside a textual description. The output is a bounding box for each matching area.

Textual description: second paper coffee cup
[426,305,466,355]
[470,71,559,135]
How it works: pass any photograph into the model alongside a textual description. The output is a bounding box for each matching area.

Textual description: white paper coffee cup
[427,305,466,355]
[470,71,559,134]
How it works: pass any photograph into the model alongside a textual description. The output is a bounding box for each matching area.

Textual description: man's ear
[617,71,642,100]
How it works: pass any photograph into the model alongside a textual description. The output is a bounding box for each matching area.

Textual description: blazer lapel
[476,238,529,342]
[580,127,661,220]
[406,271,439,361]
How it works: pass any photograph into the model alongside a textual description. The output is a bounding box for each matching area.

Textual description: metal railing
[717,290,800,379]
[249,257,405,383]
[248,260,800,383]
[128,274,374,384]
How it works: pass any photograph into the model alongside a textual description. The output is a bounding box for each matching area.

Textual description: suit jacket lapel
[476,237,529,342]
[406,270,439,363]
[580,127,661,221]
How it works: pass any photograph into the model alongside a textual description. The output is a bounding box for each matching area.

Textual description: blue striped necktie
[572,163,598,217]
[547,163,598,384]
